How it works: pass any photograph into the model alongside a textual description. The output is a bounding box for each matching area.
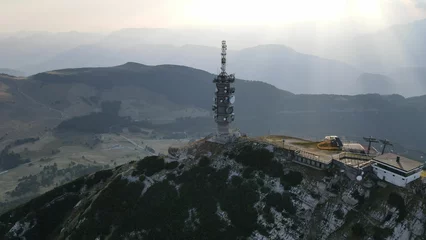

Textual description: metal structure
[363,136,379,155]
[380,139,393,155]
[212,41,235,134]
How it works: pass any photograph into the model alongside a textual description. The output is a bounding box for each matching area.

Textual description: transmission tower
[380,139,393,155]
[363,136,379,155]
[212,41,235,135]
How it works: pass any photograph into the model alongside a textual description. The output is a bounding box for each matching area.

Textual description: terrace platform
[258,135,374,171]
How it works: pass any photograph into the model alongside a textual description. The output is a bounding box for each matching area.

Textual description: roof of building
[373,153,424,172]
[343,143,365,152]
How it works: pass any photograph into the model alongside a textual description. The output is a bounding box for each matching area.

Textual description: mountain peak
[114,62,149,70]
[242,44,296,53]
[1,138,424,239]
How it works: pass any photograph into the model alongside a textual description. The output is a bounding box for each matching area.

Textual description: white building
[372,153,423,187]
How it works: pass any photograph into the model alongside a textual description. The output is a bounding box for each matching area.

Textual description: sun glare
[184,0,387,27]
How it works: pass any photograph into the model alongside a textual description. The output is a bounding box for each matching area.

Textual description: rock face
[0,139,425,240]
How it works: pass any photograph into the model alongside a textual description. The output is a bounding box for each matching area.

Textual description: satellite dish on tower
[226,106,234,114]
[356,176,362,181]
[229,95,235,104]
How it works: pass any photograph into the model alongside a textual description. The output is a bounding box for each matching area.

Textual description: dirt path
[120,135,153,155]
[17,86,66,119]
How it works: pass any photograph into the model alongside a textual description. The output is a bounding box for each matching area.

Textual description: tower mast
[221,41,227,73]
[363,136,379,155]
[380,139,393,155]
[212,41,235,135]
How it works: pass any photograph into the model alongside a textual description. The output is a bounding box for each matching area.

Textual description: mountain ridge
[19,43,368,95]
[2,63,426,153]
[4,20,426,96]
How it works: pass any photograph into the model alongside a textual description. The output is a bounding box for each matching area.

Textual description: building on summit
[372,153,423,187]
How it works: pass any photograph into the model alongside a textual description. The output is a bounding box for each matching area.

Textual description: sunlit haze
[1,0,426,32]
[1,0,426,95]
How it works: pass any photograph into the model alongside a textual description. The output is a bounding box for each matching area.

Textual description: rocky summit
[0,138,425,240]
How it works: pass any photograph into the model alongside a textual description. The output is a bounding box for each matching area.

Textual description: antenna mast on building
[363,136,379,155]
[212,41,235,135]
[380,139,393,155]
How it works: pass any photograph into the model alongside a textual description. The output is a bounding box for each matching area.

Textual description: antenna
[221,40,227,74]
[363,136,379,155]
[379,139,393,155]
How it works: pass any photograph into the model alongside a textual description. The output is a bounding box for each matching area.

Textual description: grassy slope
[2,63,426,151]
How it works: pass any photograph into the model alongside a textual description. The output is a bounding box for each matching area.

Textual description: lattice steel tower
[212,40,235,134]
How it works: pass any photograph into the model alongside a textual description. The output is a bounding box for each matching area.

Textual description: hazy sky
[1,0,426,33]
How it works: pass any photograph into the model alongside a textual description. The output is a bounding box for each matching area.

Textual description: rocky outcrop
[0,139,425,240]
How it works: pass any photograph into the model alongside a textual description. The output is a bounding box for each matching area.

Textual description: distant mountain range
[1,63,425,154]
[329,19,426,96]
[0,31,104,70]
[0,68,26,77]
[356,73,395,95]
[386,67,426,97]
[21,41,425,96]
[22,44,364,95]
[3,19,426,96]
[335,19,426,72]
